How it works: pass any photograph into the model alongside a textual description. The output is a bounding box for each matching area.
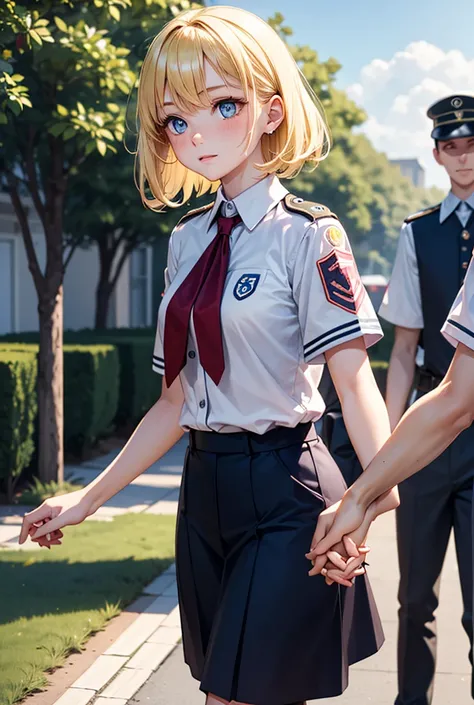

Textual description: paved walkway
[132,512,472,705]
[0,438,186,550]
[2,442,472,704]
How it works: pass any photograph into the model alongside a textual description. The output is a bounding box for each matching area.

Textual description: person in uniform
[18,7,400,705]
[310,95,474,705]
[309,240,474,698]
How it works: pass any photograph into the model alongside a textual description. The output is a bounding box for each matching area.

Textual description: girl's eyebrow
[163,84,242,107]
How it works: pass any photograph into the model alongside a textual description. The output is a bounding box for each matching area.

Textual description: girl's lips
[199,154,217,162]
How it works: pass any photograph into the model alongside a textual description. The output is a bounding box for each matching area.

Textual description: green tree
[65,147,186,329]
[268,13,443,272]
[0,0,189,484]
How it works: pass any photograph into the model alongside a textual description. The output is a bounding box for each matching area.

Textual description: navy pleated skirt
[175,423,384,705]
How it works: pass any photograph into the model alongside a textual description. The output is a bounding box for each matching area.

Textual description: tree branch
[24,126,47,228]
[110,230,139,290]
[5,170,44,296]
[63,240,79,270]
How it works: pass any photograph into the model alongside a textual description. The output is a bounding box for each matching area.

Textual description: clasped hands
[305,494,376,587]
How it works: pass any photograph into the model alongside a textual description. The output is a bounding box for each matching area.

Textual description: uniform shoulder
[404,203,441,224]
[282,193,339,223]
[175,201,214,228]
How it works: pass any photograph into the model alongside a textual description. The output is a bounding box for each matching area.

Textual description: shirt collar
[207,175,289,232]
[439,190,474,223]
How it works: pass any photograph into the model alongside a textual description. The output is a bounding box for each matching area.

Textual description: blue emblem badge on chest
[233,273,261,300]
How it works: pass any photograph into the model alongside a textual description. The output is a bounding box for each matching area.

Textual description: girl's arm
[312,342,474,556]
[325,337,399,516]
[21,376,185,542]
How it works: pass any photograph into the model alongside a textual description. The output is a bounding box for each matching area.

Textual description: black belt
[416,369,444,393]
[189,422,316,455]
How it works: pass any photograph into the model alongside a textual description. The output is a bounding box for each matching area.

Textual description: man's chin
[451,175,474,191]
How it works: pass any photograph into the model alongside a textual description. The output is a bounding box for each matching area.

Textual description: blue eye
[218,101,238,119]
[167,117,188,135]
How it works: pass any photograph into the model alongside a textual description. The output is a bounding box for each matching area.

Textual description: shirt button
[199,400,206,409]
[462,230,470,240]
[463,261,469,269]
[188,351,196,359]
[462,246,468,251]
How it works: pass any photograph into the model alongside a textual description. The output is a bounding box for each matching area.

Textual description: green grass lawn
[0,513,176,705]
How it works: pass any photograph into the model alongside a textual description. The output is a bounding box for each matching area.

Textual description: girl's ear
[265,95,285,134]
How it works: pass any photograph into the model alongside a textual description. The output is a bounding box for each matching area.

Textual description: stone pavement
[0,438,188,705]
[1,441,472,705]
[0,437,187,550]
[132,511,472,705]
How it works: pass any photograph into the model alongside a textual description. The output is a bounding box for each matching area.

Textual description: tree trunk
[95,277,114,330]
[37,286,64,484]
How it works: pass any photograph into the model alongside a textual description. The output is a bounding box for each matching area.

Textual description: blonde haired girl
[21,7,399,704]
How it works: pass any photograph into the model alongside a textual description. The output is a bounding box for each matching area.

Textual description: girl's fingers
[343,534,362,558]
[19,507,54,545]
[326,550,348,571]
[325,570,354,587]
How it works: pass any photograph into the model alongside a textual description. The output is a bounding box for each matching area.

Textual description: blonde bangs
[136,6,330,210]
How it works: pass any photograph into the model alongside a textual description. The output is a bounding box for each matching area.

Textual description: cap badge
[451,97,463,109]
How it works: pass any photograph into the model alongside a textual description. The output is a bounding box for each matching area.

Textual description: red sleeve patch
[317,248,365,314]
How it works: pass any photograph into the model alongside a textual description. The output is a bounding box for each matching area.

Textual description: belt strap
[189,422,316,455]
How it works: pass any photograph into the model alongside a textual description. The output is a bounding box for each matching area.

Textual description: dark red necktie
[163,213,242,387]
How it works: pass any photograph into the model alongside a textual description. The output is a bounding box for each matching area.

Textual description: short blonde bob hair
[137,5,330,209]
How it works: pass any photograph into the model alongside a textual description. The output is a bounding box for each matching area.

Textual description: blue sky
[219,0,473,87]
[216,0,474,188]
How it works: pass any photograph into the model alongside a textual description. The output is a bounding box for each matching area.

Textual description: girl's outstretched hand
[19,489,93,548]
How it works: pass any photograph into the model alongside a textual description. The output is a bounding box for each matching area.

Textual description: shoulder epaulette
[176,201,214,227]
[404,203,441,223]
[282,193,338,222]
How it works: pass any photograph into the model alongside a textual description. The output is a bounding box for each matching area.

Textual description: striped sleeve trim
[304,320,361,360]
[446,318,474,340]
[152,354,165,374]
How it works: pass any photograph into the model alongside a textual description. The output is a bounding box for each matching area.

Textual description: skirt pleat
[175,425,384,704]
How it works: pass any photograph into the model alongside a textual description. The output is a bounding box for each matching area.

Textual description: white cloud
[346,41,474,189]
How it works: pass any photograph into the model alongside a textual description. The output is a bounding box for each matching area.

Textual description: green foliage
[0,513,175,705]
[267,13,445,271]
[0,351,37,498]
[63,344,120,453]
[15,477,84,505]
[0,331,162,429]
[63,333,162,425]
[0,342,120,463]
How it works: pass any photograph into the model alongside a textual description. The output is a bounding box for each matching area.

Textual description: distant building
[390,158,425,188]
[0,192,154,335]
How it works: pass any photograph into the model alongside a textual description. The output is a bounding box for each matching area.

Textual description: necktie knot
[217,214,242,237]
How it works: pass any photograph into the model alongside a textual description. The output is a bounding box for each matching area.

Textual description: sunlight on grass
[0,513,175,704]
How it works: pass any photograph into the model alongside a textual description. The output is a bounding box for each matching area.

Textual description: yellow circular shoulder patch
[324,225,344,248]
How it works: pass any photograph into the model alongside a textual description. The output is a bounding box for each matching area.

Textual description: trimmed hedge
[0,351,37,499]
[1,332,162,427]
[62,345,119,453]
[61,334,161,425]
[0,343,119,456]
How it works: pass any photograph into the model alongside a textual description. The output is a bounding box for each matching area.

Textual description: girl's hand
[19,489,94,547]
[306,492,373,568]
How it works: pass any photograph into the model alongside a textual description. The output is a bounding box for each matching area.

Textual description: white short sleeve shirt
[153,175,382,433]
[442,258,474,351]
